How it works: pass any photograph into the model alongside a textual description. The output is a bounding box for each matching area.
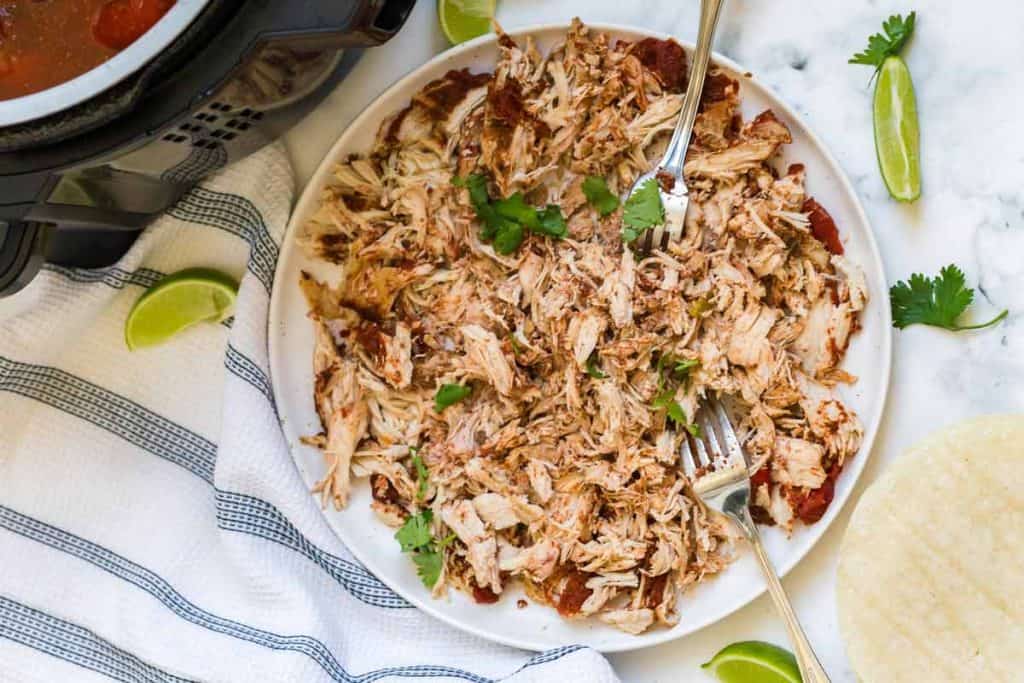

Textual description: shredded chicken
[299,20,865,634]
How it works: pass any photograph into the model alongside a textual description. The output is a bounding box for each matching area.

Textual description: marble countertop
[284,1,1024,680]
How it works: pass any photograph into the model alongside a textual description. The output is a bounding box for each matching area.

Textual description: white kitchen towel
[0,144,619,683]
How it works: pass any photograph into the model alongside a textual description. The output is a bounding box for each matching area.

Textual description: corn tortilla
[837,415,1024,682]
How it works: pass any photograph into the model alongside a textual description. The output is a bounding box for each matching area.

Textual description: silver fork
[682,399,831,683]
[630,0,726,255]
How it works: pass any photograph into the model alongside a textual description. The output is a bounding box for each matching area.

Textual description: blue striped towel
[0,144,618,682]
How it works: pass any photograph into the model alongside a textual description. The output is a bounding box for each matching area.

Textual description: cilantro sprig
[650,351,701,435]
[395,509,434,552]
[622,178,665,243]
[890,264,1008,331]
[849,12,916,72]
[434,383,472,412]
[454,174,567,253]
[410,449,429,501]
[655,352,699,389]
[585,352,607,379]
[394,510,457,588]
[651,388,700,437]
[582,176,621,216]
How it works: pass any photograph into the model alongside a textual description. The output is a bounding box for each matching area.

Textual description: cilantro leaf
[411,454,429,500]
[395,510,458,589]
[434,383,472,412]
[850,12,916,70]
[664,401,686,424]
[585,353,607,379]
[582,176,621,216]
[480,207,517,242]
[655,352,697,389]
[494,193,540,230]
[651,387,676,409]
[494,194,566,239]
[651,389,701,436]
[622,178,665,242]
[535,205,568,238]
[455,175,512,241]
[674,358,699,376]
[412,549,443,588]
[455,175,565,251]
[452,173,490,208]
[492,221,524,254]
[664,402,700,436]
[395,510,434,552]
[890,264,1007,331]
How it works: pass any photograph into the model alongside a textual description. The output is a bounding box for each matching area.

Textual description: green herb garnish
[452,173,490,207]
[411,452,429,500]
[622,178,665,243]
[395,509,434,552]
[890,264,1008,331]
[492,220,524,254]
[434,383,472,412]
[411,551,443,588]
[849,12,916,72]
[454,174,567,253]
[585,353,607,379]
[650,387,700,436]
[394,512,455,588]
[535,205,568,238]
[582,176,621,216]
[655,352,699,389]
[494,193,540,230]
[674,358,699,376]
[651,387,676,410]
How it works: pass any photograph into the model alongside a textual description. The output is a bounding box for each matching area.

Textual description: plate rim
[268,21,893,653]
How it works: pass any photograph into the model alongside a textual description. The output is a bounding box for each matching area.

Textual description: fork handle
[732,508,831,683]
[661,0,727,178]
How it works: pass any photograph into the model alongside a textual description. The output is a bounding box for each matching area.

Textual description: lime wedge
[873,55,921,202]
[125,268,238,350]
[702,641,802,683]
[438,0,495,45]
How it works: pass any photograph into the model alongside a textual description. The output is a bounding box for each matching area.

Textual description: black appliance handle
[0,222,50,298]
[256,0,415,47]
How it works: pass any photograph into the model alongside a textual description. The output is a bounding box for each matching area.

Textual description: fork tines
[681,399,749,489]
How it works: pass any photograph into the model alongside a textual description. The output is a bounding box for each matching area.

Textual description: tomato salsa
[0,0,175,101]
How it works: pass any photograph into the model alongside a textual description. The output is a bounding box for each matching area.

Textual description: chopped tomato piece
[556,570,593,617]
[750,465,771,488]
[796,477,835,524]
[802,197,844,255]
[633,38,688,92]
[93,0,174,51]
[471,583,499,604]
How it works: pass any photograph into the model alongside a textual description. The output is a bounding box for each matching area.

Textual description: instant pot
[0,0,415,297]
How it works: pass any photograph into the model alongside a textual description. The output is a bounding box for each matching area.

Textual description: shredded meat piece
[299,19,866,634]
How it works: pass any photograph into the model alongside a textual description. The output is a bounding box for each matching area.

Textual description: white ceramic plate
[268,23,892,653]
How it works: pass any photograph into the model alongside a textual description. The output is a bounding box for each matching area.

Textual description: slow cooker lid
[0,0,210,128]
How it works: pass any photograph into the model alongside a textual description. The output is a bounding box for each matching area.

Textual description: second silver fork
[631,0,726,255]
[683,399,831,683]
